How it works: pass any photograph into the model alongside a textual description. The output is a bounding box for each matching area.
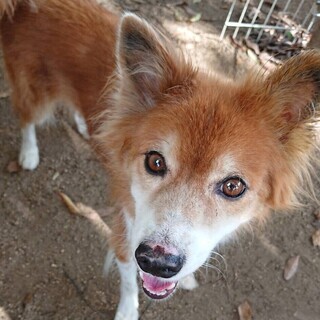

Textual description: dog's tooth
[167,282,175,290]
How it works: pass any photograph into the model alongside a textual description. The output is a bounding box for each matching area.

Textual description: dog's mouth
[139,272,178,300]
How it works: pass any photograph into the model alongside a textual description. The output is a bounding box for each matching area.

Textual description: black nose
[135,243,185,278]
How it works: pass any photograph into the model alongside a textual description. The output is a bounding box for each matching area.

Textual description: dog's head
[96,14,320,299]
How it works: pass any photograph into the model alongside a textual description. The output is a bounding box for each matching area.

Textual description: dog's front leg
[114,258,139,320]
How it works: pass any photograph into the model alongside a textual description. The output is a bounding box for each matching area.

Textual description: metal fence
[220,0,317,44]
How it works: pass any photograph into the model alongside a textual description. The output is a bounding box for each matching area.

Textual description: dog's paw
[19,147,39,170]
[114,307,138,320]
[179,273,199,291]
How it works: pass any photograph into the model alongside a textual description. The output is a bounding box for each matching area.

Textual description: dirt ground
[1,1,320,319]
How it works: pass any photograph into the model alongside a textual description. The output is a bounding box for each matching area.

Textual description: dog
[1,0,320,319]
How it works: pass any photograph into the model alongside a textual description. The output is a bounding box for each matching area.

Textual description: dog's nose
[135,243,185,278]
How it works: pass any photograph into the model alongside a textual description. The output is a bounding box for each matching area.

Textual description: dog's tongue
[141,273,177,299]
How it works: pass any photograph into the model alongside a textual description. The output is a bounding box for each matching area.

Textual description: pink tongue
[142,273,175,292]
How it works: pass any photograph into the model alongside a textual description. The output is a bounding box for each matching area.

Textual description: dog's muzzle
[135,242,185,299]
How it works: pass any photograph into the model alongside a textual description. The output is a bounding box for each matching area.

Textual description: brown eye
[145,151,167,176]
[221,177,246,199]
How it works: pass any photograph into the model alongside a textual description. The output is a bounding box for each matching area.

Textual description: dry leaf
[76,202,112,240]
[59,191,112,242]
[58,191,80,215]
[52,172,60,181]
[312,230,320,247]
[6,161,21,173]
[284,255,300,280]
[238,300,253,320]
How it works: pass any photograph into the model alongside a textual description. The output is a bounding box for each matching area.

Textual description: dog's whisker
[202,263,226,282]
[210,251,227,270]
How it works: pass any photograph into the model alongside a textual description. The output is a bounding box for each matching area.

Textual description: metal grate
[220,0,317,44]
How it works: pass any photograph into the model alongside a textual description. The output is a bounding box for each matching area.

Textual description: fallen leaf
[59,192,112,243]
[312,230,320,247]
[314,209,320,220]
[52,172,60,181]
[284,255,300,280]
[76,202,112,240]
[6,161,21,173]
[58,191,80,215]
[238,300,253,320]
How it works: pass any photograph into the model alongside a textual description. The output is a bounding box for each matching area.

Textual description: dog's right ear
[117,13,195,109]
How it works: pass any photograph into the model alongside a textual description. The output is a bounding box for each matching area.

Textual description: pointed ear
[116,13,195,108]
[260,50,320,143]
[245,50,320,209]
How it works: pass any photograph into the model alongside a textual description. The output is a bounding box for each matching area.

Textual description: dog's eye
[145,151,167,176]
[220,177,246,199]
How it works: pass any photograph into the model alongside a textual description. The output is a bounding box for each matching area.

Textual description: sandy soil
[1,1,320,319]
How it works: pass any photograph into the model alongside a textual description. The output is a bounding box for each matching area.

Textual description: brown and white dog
[1,0,320,319]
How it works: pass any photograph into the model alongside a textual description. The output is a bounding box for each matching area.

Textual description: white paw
[19,147,39,170]
[179,273,199,291]
[114,306,138,320]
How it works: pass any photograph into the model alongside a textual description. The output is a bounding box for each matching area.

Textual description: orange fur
[0,0,19,18]
[1,0,118,130]
[2,0,320,266]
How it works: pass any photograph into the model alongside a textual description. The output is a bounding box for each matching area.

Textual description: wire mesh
[220,0,317,43]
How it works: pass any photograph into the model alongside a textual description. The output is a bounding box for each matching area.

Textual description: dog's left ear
[261,51,320,142]
[117,13,195,108]
[243,50,320,209]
